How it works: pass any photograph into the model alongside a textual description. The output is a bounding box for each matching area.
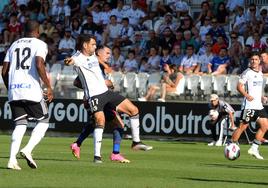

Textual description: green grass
[0,135,268,188]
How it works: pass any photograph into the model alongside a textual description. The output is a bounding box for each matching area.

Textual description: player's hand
[262,96,268,103]
[44,87,53,102]
[246,94,254,101]
[64,57,74,66]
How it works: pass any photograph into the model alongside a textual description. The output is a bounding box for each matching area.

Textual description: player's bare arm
[237,82,254,101]
[1,61,10,89]
[36,56,53,102]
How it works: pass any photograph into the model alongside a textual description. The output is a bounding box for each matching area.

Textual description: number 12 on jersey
[15,47,31,70]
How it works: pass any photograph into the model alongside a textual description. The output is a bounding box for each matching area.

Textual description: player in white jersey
[1,20,53,170]
[65,35,152,163]
[231,53,268,160]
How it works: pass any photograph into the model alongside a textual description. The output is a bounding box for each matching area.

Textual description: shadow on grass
[203,163,268,170]
[178,177,268,186]
[0,156,74,162]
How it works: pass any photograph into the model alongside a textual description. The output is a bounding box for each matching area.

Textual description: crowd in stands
[0,0,268,100]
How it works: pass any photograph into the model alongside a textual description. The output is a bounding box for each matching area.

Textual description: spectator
[109,46,125,72]
[111,0,127,23]
[179,44,198,74]
[126,0,146,30]
[138,63,184,102]
[70,17,81,39]
[195,1,213,26]
[37,0,52,23]
[27,0,41,20]
[173,0,190,18]
[100,2,112,26]
[86,1,103,26]
[170,44,183,66]
[3,13,22,44]
[226,0,244,13]
[173,28,183,47]
[260,8,268,35]
[245,3,261,29]
[199,16,212,42]
[122,49,139,73]
[39,19,55,38]
[232,6,247,36]
[208,47,230,75]
[181,30,199,53]
[215,2,229,27]
[195,43,214,74]
[211,35,227,55]
[158,12,178,34]
[51,0,71,26]
[146,46,161,72]
[102,15,122,46]
[81,14,102,43]
[228,32,243,74]
[57,28,76,61]
[208,18,227,44]
[237,44,252,74]
[139,56,150,73]
[159,27,176,51]
[67,0,81,18]
[251,32,267,52]
[178,15,198,34]
[260,49,268,76]
[17,4,28,24]
[157,64,184,102]
[145,30,160,54]
[132,31,147,58]
[160,46,172,69]
[114,17,134,47]
[198,33,214,55]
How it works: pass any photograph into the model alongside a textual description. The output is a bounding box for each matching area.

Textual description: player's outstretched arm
[36,56,53,102]
[1,62,10,89]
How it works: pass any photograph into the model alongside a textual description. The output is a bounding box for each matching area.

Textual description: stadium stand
[1,0,268,102]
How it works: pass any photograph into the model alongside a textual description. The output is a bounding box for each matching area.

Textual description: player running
[2,20,53,170]
[231,52,268,160]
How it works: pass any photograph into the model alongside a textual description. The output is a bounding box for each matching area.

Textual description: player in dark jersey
[207,94,235,146]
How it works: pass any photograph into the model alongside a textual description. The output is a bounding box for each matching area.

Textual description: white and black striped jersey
[209,100,234,114]
[72,51,108,98]
[239,68,263,110]
[4,37,48,102]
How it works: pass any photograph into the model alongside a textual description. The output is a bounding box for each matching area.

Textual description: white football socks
[22,122,49,154]
[93,128,103,157]
[9,124,27,163]
[130,115,140,143]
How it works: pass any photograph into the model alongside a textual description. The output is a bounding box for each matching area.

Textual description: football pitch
[0,135,268,188]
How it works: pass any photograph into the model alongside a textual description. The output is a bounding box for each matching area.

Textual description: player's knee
[14,118,28,126]
[129,105,139,116]
[39,116,49,123]
[95,124,105,129]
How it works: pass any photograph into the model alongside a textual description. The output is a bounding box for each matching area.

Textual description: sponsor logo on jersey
[9,83,31,89]
[253,81,262,86]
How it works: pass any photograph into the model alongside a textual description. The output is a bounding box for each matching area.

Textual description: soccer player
[71,75,130,163]
[231,53,268,160]
[1,20,53,170]
[207,94,236,146]
[65,35,152,163]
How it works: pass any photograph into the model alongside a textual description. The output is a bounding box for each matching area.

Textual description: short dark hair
[25,20,39,35]
[76,34,96,51]
[96,44,110,56]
